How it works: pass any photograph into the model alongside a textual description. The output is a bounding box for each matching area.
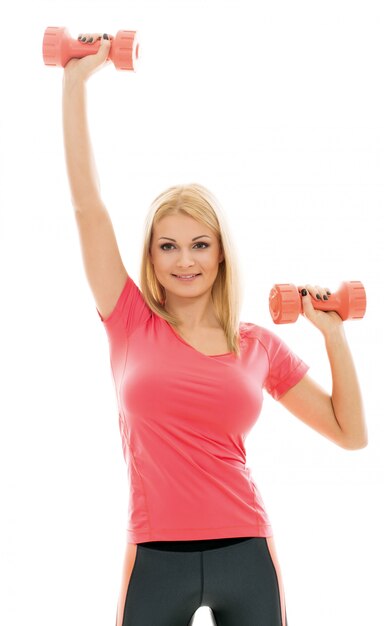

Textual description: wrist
[63,68,88,90]
[323,323,346,345]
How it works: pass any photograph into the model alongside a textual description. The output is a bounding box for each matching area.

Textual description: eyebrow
[158,235,212,242]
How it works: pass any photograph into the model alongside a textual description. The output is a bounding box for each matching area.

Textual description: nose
[176,249,196,268]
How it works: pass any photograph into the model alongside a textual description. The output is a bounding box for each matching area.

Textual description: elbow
[340,435,368,451]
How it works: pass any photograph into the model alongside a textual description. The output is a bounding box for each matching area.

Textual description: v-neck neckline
[166,320,237,358]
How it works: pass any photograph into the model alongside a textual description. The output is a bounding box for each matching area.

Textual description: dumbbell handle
[269,281,367,324]
[43,27,139,71]
[297,283,362,319]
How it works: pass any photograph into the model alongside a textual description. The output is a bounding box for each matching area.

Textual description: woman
[62,32,368,626]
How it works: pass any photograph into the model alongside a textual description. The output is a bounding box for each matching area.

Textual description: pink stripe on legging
[265,536,287,626]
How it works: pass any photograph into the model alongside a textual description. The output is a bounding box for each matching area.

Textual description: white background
[1,1,383,625]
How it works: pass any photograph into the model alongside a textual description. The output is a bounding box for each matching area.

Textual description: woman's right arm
[62,33,111,212]
[62,79,103,211]
[62,33,129,320]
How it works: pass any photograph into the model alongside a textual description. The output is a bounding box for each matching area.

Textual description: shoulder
[239,321,284,352]
[239,321,274,340]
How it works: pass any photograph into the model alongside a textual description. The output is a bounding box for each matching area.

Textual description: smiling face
[149,213,224,304]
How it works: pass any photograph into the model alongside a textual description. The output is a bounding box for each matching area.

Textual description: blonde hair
[139,183,244,357]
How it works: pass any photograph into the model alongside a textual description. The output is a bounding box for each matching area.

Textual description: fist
[299,283,344,335]
[64,32,112,80]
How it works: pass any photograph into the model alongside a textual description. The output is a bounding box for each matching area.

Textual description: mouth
[172,274,201,281]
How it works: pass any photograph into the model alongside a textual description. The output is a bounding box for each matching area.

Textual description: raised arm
[62,32,128,319]
[62,32,112,211]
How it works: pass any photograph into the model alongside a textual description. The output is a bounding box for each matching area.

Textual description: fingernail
[81,37,87,42]
[301,289,307,296]
[103,33,109,40]
[88,37,93,43]
[326,290,331,295]
[316,293,321,300]
[323,295,328,300]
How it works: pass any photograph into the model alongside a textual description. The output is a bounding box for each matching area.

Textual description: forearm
[324,325,368,449]
[62,74,104,211]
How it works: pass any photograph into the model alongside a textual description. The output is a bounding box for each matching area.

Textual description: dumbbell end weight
[112,30,140,71]
[269,284,301,324]
[340,280,366,320]
[42,27,68,67]
[42,27,139,71]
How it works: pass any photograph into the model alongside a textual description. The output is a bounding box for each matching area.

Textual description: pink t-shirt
[96,274,309,543]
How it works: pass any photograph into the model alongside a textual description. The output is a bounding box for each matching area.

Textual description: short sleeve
[258,327,310,400]
[96,274,151,337]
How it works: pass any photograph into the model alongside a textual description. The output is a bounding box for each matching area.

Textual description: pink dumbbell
[269,281,367,324]
[42,26,139,71]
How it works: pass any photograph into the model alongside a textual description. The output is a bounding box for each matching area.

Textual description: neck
[165,300,220,331]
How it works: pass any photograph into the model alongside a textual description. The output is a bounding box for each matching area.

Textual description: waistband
[137,536,256,552]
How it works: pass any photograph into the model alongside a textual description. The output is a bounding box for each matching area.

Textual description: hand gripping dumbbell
[42,27,139,71]
[269,281,367,324]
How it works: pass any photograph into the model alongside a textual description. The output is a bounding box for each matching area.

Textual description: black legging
[119,536,288,625]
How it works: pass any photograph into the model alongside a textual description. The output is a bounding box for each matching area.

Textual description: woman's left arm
[278,284,368,450]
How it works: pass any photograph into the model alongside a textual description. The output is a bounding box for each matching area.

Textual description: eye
[159,242,209,251]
